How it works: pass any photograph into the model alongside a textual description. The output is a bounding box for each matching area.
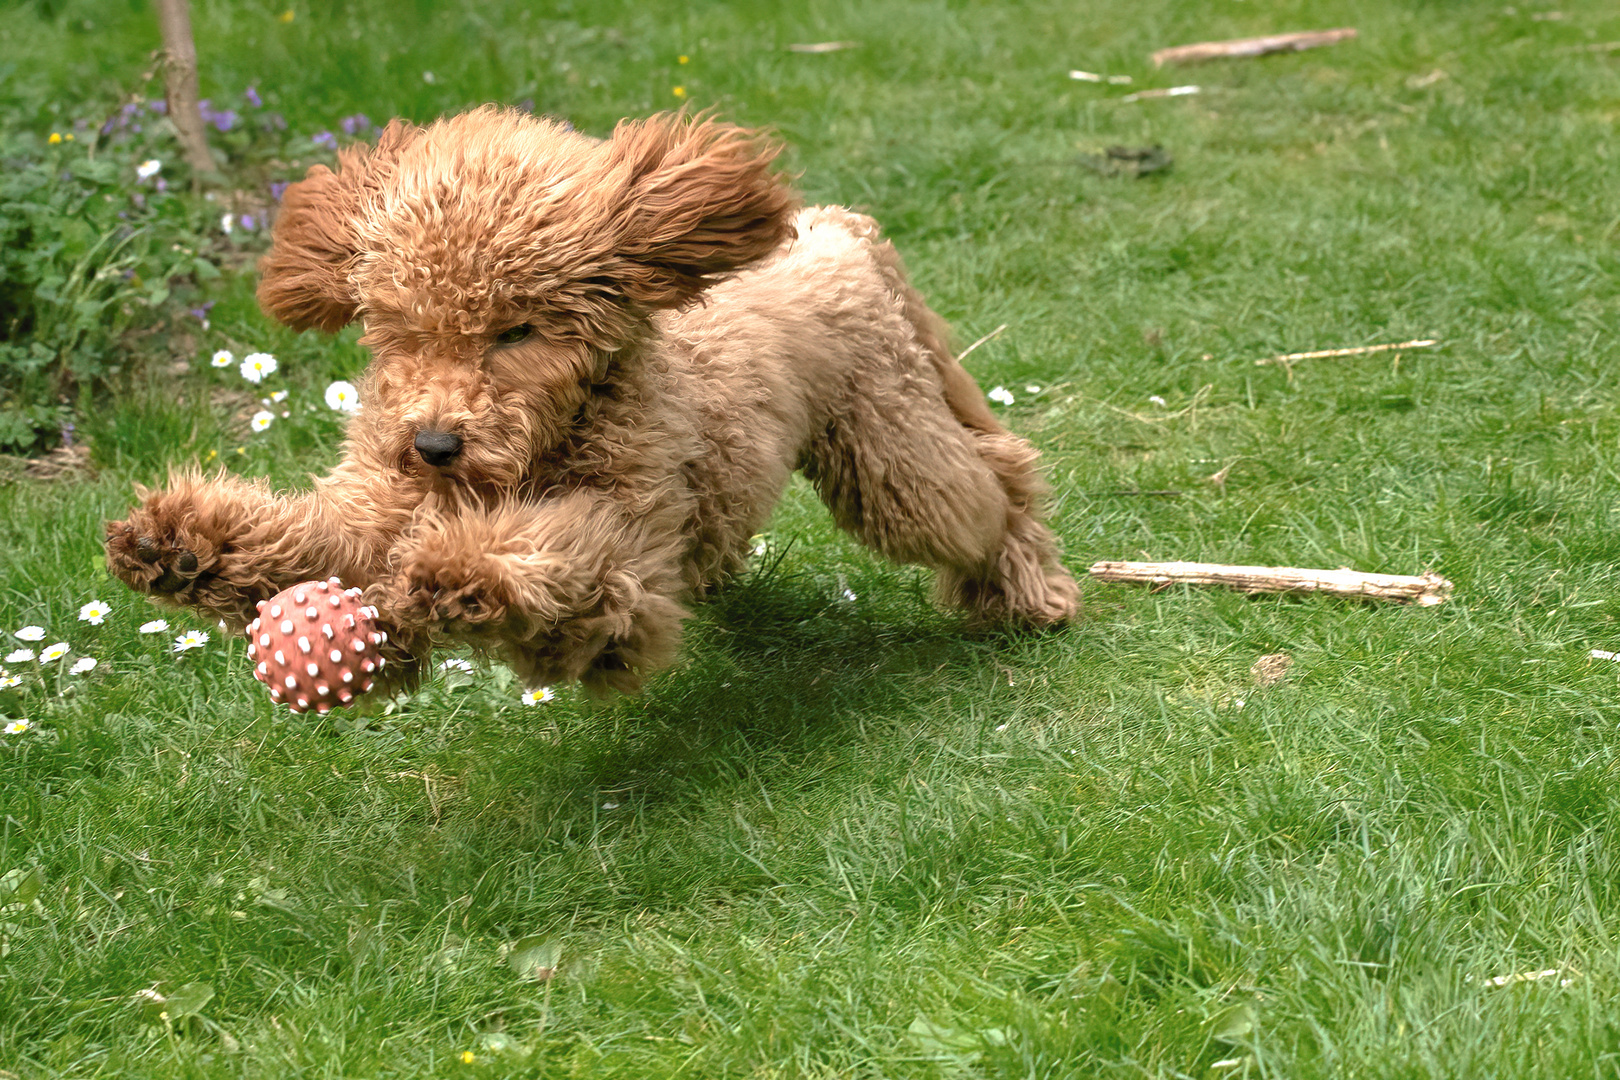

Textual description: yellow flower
[278,8,295,21]
[678,55,689,64]
[205,448,218,461]
[235,446,246,455]
[49,132,62,144]
[65,133,74,141]
[672,86,687,99]
[460,1051,476,1064]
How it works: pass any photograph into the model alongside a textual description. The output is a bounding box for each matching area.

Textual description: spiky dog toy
[245,578,386,713]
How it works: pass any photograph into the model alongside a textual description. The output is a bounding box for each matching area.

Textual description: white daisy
[324,380,360,413]
[173,630,209,652]
[78,600,111,624]
[14,626,45,642]
[270,389,289,403]
[1149,394,1167,407]
[5,649,34,664]
[987,385,1015,406]
[211,349,235,369]
[240,352,277,383]
[0,673,20,689]
[440,658,474,673]
[3,719,30,735]
[69,657,97,674]
[136,158,162,179]
[139,619,170,634]
[221,212,235,233]
[39,643,69,663]
[1024,384,1042,394]
[521,687,556,706]
[251,410,275,433]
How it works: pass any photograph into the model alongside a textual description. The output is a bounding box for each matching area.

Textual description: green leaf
[506,935,560,981]
[0,866,43,909]
[1206,1001,1257,1043]
[906,1015,982,1055]
[164,982,215,1019]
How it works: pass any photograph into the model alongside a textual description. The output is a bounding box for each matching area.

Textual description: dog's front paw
[106,502,223,598]
[393,549,519,636]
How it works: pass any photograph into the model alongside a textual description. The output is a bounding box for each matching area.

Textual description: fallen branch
[1152,28,1357,67]
[1088,561,1453,606]
[788,41,860,53]
[1120,85,1200,103]
[1256,338,1439,367]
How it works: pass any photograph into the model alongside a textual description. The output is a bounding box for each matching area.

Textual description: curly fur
[106,108,1078,696]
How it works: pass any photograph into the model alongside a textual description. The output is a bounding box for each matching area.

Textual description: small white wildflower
[440,658,474,673]
[987,385,1015,406]
[211,349,235,368]
[0,673,20,689]
[251,410,275,433]
[752,537,768,557]
[39,642,69,663]
[240,352,277,383]
[5,649,34,664]
[840,587,858,602]
[1149,394,1167,407]
[1025,384,1042,395]
[173,630,209,652]
[78,600,110,624]
[324,380,360,413]
[3,719,30,735]
[139,619,170,634]
[422,70,437,83]
[521,687,556,706]
[136,158,162,179]
[601,802,620,810]
[221,212,235,233]
[14,626,45,642]
[270,389,289,403]
[70,657,97,674]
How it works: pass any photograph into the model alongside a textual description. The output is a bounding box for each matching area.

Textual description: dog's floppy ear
[257,120,420,332]
[603,112,799,310]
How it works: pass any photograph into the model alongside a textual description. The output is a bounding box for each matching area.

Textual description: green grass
[6,0,1620,1074]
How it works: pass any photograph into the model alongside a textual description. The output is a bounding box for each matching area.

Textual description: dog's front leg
[388,488,693,695]
[106,464,419,630]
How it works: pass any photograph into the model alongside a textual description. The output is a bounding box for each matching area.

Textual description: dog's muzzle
[414,430,464,468]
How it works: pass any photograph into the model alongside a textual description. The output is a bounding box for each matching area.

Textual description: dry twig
[1089,561,1453,606]
[1151,28,1358,67]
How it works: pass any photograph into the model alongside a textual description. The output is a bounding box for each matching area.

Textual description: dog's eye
[495,324,534,346]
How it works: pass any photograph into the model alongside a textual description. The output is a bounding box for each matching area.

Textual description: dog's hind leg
[799,236,1079,625]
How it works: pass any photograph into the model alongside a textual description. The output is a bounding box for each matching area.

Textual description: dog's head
[258,108,797,488]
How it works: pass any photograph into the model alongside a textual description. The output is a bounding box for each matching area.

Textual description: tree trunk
[153,0,214,184]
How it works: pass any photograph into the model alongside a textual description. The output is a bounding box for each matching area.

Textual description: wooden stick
[1152,28,1357,68]
[1256,338,1438,367]
[787,41,860,53]
[1088,561,1453,606]
[153,0,215,184]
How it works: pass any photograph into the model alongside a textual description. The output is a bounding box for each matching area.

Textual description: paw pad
[246,577,385,714]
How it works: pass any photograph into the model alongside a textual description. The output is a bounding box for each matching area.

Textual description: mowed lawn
[5,0,1620,1075]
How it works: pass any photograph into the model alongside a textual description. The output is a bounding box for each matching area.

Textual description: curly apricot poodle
[107,108,1078,696]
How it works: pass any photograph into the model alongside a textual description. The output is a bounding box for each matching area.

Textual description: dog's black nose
[414,430,463,467]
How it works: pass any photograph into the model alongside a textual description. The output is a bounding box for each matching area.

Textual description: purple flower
[340,113,372,136]
[239,213,256,231]
[189,300,216,329]
[148,99,167,115]
[60,422,75,448]
[211,110,238,132]
[122,102,141,118]
[244,85,262,108]
[269,180,289,202]
[100,117,116,136]
[311,130,336,148]
[131,123,142,133]
[154,177,168,193]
